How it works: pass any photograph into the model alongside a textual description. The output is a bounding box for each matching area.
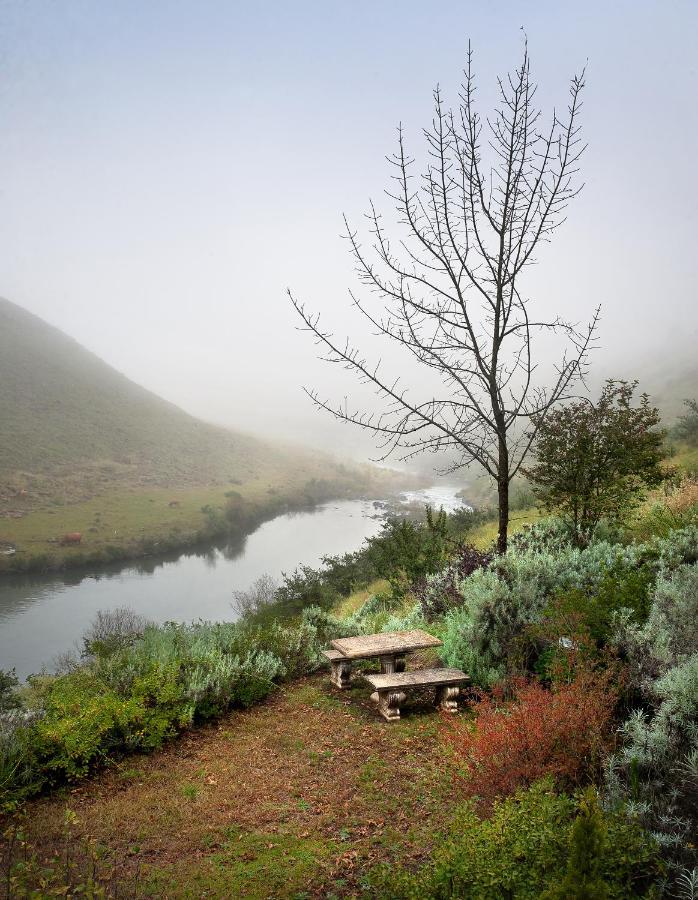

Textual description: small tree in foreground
[289,40,598,553]
[527,380,668,543]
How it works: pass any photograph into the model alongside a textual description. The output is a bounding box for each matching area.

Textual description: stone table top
[331,629,442,660]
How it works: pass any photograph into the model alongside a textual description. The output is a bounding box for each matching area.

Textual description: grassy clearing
[10,674,459,898]
[334,580,390,617]
[467,505,543,550]
[671,440,698,474]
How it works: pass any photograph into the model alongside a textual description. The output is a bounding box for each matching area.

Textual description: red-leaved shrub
[443,673,616,809]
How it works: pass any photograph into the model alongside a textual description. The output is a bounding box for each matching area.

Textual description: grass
[4,674,460,897]
[467,505,543,550]
[0,458,402,574]
[334,580,390,618]
[671,440,698,475]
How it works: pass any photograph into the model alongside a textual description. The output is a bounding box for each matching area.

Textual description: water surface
[0,486,464,679]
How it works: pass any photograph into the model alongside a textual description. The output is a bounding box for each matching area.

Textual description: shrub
[369,780,660,899]
[673,399,698,446]
[0,670,20,714]
[542,790,617,900]
[345,594,427,636]
[232,574,278,619]
[365,508,451,598]
[510,516,578,552]
[414,545,493,620]
[240,606,355,680]
[526,559,655,675]
[438,527,697,686]
[271,564,341,618]
[82,607,153,658]
[443,674,617,808]
[527,380,668,544]
[606,563,698,878]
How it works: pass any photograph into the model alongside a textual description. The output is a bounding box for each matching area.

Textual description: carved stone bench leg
[330,657,353,689]
[375,689,406,721]
[436,684,461,713]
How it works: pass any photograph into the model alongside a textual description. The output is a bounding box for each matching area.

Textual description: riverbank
[0,497,395,680]
[0,462,416,577]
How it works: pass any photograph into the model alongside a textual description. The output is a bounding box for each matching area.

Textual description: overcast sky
[0,0,696,458]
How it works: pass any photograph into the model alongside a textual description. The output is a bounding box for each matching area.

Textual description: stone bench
[364,668,470,721]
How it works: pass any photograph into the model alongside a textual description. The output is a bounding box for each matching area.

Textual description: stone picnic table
[326,629,443,688]
[322,629,469,721]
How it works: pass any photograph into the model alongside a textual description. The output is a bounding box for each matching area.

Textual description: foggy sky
[0,0,696,461]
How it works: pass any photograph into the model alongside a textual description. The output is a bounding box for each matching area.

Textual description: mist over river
[0,486,466,680]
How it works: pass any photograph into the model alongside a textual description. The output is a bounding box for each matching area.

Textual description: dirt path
[9,674,459,898]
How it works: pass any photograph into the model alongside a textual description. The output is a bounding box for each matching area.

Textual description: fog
[0,0,696,461]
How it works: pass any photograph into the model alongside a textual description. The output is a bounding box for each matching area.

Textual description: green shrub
[542,790,610,899]
[606,564,698,877]
[82,607,152,659]
[673,399,698,447]
[438,527,698,686]
[369,780,660,899]
[28,670,138,783]
[0,670,20,714]
[1,604,357,807]
[365,508,451,598]
[532,559,654,664]
[239,606,356,680]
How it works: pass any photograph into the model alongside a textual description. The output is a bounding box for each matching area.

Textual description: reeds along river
[0,486,467,680]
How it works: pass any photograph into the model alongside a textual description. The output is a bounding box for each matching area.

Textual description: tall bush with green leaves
[366,507,451,598]
[527,380,668,544]
[542,790,610,900]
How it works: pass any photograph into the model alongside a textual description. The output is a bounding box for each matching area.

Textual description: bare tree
[289,41,599,553]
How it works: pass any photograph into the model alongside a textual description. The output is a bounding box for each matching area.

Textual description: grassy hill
[0,297,290,486]
[0,299,407,572]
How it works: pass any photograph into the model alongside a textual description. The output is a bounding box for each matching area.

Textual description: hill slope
[0,297,278,483]
[0,299,413,572]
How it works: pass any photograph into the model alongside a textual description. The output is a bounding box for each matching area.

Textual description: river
[0,485,466,679]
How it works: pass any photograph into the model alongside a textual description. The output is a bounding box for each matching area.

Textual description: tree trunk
[497,477,509,554]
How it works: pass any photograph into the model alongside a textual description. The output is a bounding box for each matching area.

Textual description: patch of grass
[468,505,543,550]
[0,461,408,574]
[180,783,200,801]
[672,441,698,474]
[7,675,458,897]
[334,579,390,617]
[142,829,336,899]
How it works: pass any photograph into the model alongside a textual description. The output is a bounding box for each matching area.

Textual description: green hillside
[0,297,281,484]
[0,298,406,572]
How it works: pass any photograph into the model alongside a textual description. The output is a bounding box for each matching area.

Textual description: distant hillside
[0,298,298,487]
